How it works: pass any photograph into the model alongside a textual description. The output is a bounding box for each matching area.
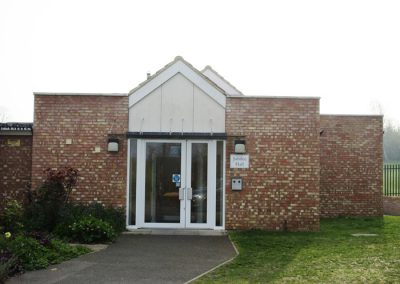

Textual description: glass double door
[136,140,216,229]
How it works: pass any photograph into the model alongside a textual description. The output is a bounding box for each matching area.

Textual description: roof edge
[320,114,383,117]
[201,65,243,96]
[34,92,127,97]
[128,56,226,96]
[227,95,320,100]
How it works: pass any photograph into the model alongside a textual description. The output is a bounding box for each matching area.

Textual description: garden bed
[0,232,91,282]
[0,167,125,282]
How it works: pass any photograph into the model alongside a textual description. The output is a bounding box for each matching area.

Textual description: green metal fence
[384,164,400,196]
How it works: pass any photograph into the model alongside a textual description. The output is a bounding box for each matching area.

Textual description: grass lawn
[196,217,400,283]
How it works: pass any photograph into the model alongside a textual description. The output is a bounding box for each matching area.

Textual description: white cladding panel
[129,87,161,132]
[128,73,225,133]
[193,85,225,132]
[160,73,194,132]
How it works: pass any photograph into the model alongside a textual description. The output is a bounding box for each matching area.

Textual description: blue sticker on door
[172,174,181,183]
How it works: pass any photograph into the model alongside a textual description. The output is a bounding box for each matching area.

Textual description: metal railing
[384,164,400,196]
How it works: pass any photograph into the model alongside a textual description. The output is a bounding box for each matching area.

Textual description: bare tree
[0,106,9,122]
[370,100,384,115]
[384,121,400,163]
[0,112,8,123]
[369,101,400,162]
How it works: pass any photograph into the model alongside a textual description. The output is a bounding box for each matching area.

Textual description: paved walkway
[8,235,237,284]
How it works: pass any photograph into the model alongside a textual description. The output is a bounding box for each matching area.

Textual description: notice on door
[172,174,181,183]
[230,154,249,168]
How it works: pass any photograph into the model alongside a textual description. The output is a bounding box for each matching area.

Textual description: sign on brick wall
[230,154,249,168]
[7,139,20,147]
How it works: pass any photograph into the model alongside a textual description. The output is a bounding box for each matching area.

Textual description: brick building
[0,57,383,231]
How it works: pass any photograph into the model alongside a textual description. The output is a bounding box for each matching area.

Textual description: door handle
[187,188,192,200]
[179,188,184,200]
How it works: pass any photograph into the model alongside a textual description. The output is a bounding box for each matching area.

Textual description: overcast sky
[1,0,399,125]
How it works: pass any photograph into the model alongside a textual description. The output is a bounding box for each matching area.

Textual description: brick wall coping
[0,122,33,129]
[227,95,320,100]
[34,92,128,97]
[321,114,383,117]
[0,123,33,136]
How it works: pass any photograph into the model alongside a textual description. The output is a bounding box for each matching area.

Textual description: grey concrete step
[123,229,227,236]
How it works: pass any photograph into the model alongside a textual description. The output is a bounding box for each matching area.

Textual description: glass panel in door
[189,143,208,224]
[144,142,182,223]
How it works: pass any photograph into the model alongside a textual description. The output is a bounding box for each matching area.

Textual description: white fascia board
[34,92,127,96]
[129,61,226,108]
[202,67,243,96]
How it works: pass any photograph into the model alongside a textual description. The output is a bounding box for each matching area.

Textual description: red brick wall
[383,196,400,216]
[32,95,128,207]
[320,115,383,217]
[0,135,32,208]
[225,97,321,231]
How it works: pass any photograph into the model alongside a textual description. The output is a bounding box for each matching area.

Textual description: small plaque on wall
[7,139,20,147]
[230,154,249,168]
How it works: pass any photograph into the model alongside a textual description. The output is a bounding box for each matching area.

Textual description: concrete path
[8,235,237,284]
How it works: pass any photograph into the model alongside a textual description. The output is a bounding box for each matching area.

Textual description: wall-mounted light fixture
[107,138,119,152]
[234,140,246,153]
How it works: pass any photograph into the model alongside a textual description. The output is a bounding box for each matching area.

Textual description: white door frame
[135,139,216,229]
[185,140,216,229]
[136,139,185,228]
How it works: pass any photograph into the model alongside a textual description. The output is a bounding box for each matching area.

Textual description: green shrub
[6,234,90,271]
[9,235,49,270]
[55,202,125,238]
[0,261,7,284]
[0,233,23,282]
[0,255,20,283]
[65,216,116,244]
[23,167,79,232]
[0,250,23,282]
[0,237,6,251]
[24,182,66,232]
[84,203,125,233]
[49,239,89,261]
[1,200,24,233]
[42,238,91,265]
